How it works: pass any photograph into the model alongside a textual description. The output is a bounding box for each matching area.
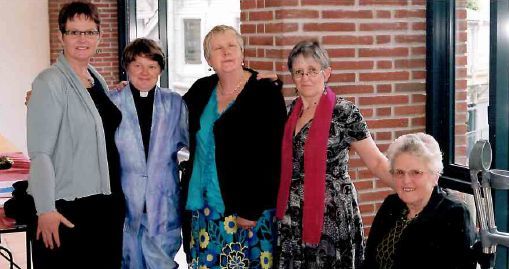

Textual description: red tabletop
[0,152,29,182]
[0,152,29,228]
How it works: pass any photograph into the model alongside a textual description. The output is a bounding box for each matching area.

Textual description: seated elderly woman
[362,133,476,269]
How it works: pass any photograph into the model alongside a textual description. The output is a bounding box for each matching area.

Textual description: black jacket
[362,187,476,269]
[181,68,287,220]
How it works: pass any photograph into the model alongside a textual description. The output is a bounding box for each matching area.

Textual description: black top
[129,83,155,160]
[87,74,123,197]
[362,187,476,269]
[182,68,287,220]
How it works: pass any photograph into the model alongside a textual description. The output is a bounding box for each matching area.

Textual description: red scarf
[276,87,335,244]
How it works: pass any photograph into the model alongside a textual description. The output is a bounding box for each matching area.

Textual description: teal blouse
[186,88,226,218]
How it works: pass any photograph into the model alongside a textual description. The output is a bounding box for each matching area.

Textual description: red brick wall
[241,0,427,234]
[48,0,119,87]
[455,0,468,165]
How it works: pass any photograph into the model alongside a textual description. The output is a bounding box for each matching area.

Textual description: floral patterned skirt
[189,205,276,269]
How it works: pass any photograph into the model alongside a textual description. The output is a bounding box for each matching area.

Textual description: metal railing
[469,140,509,268]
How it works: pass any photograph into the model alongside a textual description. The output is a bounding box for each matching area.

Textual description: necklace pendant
[88,77,95,88]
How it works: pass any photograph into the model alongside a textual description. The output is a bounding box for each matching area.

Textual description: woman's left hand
[237,216,257,230]
[256,72,278,82]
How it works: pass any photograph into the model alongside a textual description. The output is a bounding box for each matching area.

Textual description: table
[0,152,31,269]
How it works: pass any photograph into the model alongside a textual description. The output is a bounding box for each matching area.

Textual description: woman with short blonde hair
[182,25,287,268]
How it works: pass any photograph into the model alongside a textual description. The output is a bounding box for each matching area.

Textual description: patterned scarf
[276,86,335,244]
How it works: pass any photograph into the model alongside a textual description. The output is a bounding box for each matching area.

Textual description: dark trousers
[32,194,125,269]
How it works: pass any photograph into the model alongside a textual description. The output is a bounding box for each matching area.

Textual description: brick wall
[455,0,468,165]
[48,0,119,87]
[241,0,427,234]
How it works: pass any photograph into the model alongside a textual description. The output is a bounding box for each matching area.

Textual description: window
[454,0,490,166]
[120,0,240,94]
[427,1,509,267]
[183,19,201,64]
[135,0,159,40]
[118,0,168,87]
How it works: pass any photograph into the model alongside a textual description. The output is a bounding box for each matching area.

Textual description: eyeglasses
[292,69,323,79]
[63,30,100,38]
[390,169,429,179]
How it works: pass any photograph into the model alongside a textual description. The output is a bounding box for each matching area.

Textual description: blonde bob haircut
[386,132,444,175]
[203,25,244,61]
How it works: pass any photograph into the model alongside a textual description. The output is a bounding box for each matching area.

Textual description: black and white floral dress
[277,97,369,269]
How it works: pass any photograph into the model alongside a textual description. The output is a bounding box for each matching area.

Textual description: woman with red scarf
[276,40,393,268]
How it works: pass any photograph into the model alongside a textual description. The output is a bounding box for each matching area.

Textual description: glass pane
[184,19,201,64]
[136,0,159,40]
[455,0,490,165]
[167,0,240,94]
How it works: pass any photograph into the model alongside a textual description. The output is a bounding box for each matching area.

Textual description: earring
[96,49,102,54]
[242,62,245,66]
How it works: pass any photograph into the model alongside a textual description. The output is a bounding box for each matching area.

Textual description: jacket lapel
[54,53,110,188]
[55,54,101,125]
[146,86,162,170]
[122,85,147,169]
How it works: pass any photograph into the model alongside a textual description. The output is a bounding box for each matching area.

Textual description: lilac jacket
[109,85,188,236]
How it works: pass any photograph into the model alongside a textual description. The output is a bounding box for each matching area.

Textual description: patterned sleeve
[338,99,370,143]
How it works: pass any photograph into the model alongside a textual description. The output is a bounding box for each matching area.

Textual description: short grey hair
[386,132,443,174]
[203,25,244,61]
[287,40,330,72]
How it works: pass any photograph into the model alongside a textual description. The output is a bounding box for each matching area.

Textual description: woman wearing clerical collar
[109,38,188,269]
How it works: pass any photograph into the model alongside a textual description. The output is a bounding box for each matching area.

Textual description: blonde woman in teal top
[182,25,287,269]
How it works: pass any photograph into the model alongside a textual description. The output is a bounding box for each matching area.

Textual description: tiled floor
[0,232,188,269]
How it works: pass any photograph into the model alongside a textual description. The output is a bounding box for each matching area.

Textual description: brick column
[48,0,119,87]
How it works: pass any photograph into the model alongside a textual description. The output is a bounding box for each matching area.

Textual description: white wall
[0,0,50,153]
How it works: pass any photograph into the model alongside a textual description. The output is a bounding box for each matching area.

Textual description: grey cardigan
[27,53,111,214]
